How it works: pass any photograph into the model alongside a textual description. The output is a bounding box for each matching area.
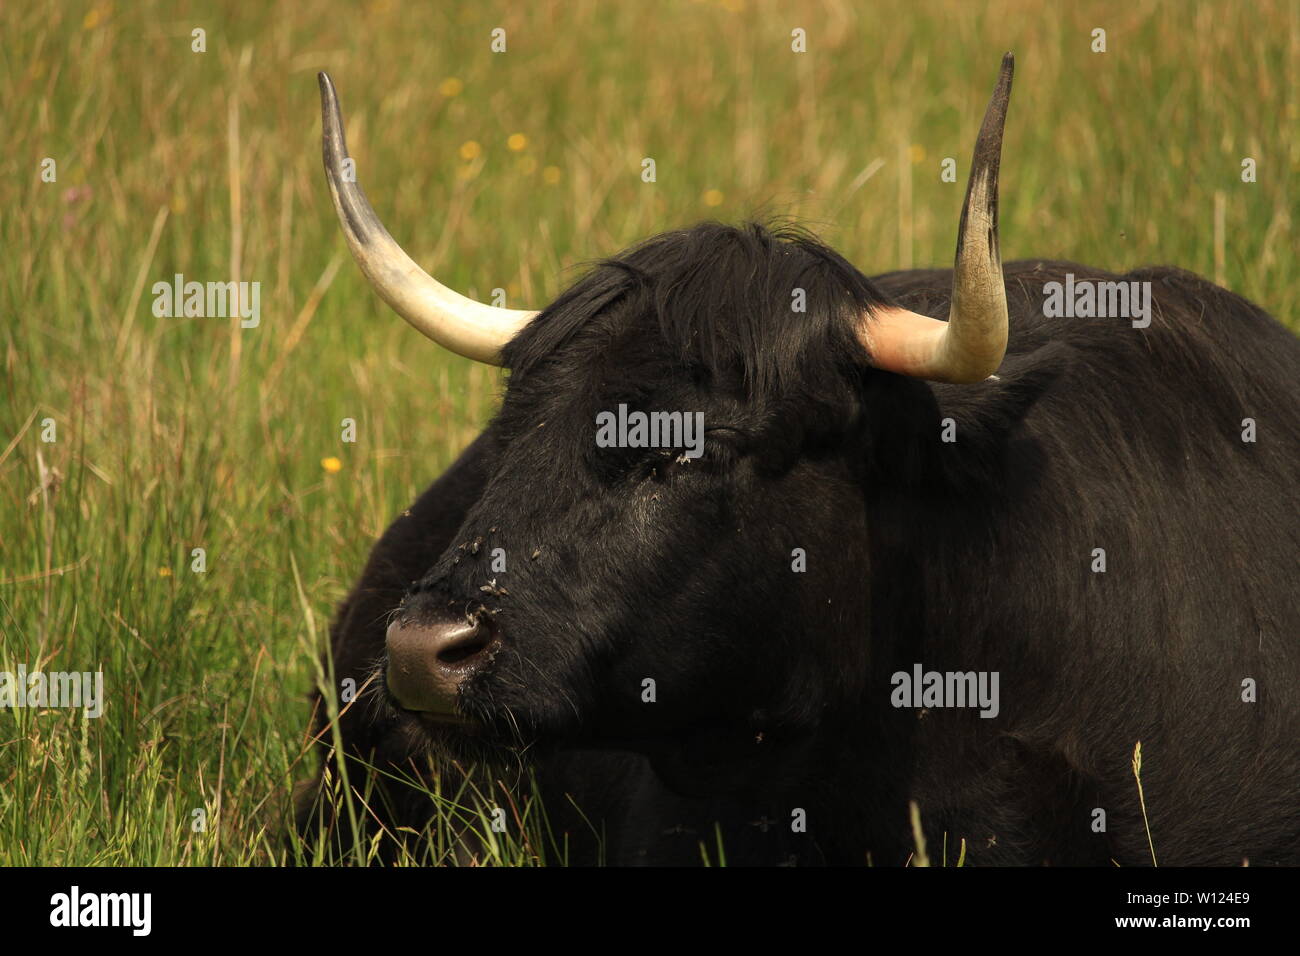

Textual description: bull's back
[877,260,1299,863]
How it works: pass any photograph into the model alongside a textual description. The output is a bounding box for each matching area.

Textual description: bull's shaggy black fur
[298,221,1300,866]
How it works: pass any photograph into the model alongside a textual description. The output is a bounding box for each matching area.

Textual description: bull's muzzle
[384,610,499,715]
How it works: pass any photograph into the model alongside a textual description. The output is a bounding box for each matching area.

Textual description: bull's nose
[384,612,498,714]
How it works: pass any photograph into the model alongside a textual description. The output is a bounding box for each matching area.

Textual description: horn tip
[318,71,347,174]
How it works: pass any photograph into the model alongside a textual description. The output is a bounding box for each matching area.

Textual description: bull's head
[318,57,1014,786]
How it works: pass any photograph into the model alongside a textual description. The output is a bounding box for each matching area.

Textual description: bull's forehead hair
[500,221,889,398]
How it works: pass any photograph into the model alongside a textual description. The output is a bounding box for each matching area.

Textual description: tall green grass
[1,0,1295,865]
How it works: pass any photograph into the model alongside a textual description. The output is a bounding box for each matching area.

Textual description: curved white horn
[318,72,537,366]
[862,53,1014,384]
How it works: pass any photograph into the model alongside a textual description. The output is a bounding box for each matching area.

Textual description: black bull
[296,67,1300,867]
[296,247,1300,866]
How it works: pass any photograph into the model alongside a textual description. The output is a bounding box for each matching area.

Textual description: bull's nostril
[436,631,492,666]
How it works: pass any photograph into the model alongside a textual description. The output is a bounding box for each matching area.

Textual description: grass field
[1,0,1296,865]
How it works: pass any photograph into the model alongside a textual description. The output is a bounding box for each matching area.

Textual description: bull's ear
[867,342,1070,491]
[938,344,1069,483]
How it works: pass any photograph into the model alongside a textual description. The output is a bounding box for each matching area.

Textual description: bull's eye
[645,449,681,483]
[638,428,747,484]
[632,446,699,485]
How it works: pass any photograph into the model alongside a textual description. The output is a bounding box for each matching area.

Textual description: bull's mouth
[410,709,477,732]
[385,698,522,766]
[380,671,536,760]
[381,679,481,731]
